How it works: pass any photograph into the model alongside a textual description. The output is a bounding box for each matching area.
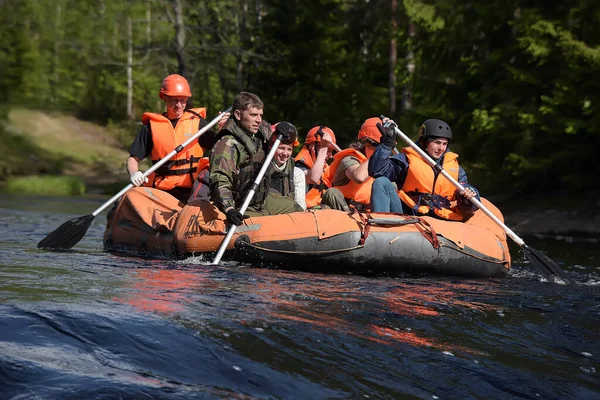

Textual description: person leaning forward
[209,92,303,226]
[294,125,337,209]
[126,74,229,204]
[319,117,383,212]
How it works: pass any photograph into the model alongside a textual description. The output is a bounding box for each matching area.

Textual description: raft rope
[356,211,372,246]
[240,239,505,265]
[241,242,365,255]
[357,212,439,250]
[413,218,440,249]
[225,213,505,265]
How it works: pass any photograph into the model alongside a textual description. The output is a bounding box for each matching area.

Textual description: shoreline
[495,191,600,237]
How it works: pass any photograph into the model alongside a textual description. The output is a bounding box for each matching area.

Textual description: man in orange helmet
[320,117,382,211]
[126,74,228,204]
[294,125,336,209]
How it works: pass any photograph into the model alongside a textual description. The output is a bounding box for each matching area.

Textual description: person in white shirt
[268,122,306,211]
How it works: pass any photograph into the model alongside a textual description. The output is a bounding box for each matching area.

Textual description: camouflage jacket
[209,118,273,211]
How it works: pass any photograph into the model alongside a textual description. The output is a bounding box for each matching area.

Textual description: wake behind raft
[103,187,511,277]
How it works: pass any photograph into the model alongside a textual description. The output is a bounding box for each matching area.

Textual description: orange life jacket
[398,147,464,221]
[327,148,373,206]
[142,108,208,191]
[295,146,332,208]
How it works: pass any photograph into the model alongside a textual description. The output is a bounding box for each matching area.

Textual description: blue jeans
[370,177,404,213]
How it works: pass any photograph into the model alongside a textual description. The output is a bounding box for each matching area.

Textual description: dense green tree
[0,0,598,194]
[0,0,36,115]
[252,0,391,142]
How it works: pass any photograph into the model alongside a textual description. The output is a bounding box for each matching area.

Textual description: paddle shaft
[212,134,284,265]
[91,108,231,218]
[392,126,525,247]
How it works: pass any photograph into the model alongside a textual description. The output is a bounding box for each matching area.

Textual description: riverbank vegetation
[0,109,133,193]
[1,0,598,198]
[4,176,86,196]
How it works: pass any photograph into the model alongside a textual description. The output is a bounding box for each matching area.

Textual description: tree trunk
[173,0,186,77]
[51,4,62,106]
[389,0,398,115]
[401,23,415,112]
[235,0,249,91]
[146,8,151,45]
[127,15,133,120]
[98,0,105,54]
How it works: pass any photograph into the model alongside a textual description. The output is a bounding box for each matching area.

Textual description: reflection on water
[114,268,216,314]
[1,194,599,398]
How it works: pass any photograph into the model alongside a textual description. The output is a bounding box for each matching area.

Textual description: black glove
[225,209,246,226]
[377,122,397,148]
[275,121,298,145]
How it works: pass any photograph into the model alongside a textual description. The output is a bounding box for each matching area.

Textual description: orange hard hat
[305,125,337,145]
[159,74,192,99]
[358,117,383,143]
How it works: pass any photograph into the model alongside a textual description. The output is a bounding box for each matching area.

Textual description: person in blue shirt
[368,119,479,221]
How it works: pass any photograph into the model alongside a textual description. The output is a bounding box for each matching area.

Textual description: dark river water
[1,194,599,399]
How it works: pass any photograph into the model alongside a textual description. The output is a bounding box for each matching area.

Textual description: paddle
[37,107,231,250]
[212,133,284,265]
[382,119,569,283]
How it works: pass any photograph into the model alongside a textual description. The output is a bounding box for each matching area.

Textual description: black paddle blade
[37,214,95,250]
[523,244,570,283]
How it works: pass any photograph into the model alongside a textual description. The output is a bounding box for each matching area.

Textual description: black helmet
[419,119,452,140]
[274,121,298,145]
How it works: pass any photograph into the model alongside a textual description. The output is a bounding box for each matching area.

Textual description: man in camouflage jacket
[209,92,303,226]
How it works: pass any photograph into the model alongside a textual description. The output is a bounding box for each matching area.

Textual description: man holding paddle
[126,74,228,204]
[209,92,303,226]
[368,118,479,221]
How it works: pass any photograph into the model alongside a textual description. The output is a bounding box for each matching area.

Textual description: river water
[1,194,599,399]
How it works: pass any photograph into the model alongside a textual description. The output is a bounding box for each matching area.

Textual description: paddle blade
[523,244,569,283]
[37,214,95,250]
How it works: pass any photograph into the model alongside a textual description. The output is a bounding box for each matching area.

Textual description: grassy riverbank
[0,108,141,194]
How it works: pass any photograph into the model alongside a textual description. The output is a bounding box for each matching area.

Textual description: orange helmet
[159,74,192,99]
[358,117,383,143]
[305,125,337,145]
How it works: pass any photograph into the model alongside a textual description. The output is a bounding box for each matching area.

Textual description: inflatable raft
[103,187,511,277]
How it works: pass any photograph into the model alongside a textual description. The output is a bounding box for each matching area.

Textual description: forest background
[1,0,598,199]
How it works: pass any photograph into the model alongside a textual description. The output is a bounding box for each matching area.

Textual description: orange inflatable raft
[103,187,511,277]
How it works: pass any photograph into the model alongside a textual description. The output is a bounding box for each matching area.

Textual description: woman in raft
[267,122,307,210]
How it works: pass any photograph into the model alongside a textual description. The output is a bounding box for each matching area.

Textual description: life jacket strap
[154,166,197,176]
[406,191,451,210]
[152,156,203,176]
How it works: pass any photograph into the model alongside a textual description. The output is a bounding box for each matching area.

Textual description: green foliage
[0,0,33,115]
[0,0,599,195]
[403,0,445,32]
[254,0,389,145]
[4,176,86,196]
[400,0,600,194]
